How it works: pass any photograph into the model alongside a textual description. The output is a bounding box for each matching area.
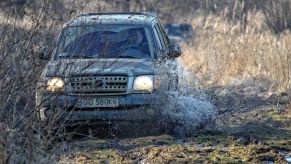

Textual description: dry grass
[0,1,291,163]
[181,12,291,93]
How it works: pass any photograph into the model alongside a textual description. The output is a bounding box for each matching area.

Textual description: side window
[154,24,166,49]
[157,23,170,47]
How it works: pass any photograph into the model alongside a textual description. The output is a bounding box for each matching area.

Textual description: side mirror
[36,45,50,60]
[168,44,181,58]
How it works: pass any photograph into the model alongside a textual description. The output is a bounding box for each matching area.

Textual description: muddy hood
[44,59,155,77]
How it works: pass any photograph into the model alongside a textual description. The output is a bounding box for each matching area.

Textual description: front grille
[69,75,128,95]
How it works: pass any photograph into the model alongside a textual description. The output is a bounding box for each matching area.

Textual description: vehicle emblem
[93,80,104,87]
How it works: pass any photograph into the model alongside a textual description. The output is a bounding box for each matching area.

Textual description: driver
[118,28,149,58]
[128,29,144,46]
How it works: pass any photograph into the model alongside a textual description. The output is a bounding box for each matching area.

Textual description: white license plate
[76,98,119,108]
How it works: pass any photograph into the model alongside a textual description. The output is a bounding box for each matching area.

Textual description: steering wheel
[119,45,145,57]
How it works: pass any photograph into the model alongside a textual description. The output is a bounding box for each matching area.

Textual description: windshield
[55,24,156,59]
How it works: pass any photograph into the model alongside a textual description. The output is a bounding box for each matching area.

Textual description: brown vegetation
[0,0,290,163]
[182,12,291,93]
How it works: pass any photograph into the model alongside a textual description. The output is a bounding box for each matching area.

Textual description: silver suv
[36,12,181,123]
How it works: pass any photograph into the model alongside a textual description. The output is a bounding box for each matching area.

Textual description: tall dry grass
[0,1,291,162]
[181,12,291,93]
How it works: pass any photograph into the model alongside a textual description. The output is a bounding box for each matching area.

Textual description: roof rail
[65,12,157,26]
[75,12,157,18]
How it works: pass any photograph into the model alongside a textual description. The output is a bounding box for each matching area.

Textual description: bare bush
[0,1,92,162]
[263,0,291,33]
[0,0,290,163]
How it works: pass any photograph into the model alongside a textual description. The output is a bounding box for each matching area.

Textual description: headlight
[133,75,161,92]
[46,77,64,92]
[133,75,156,92]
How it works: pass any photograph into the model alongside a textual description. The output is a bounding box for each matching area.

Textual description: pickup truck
[35,12,181,123]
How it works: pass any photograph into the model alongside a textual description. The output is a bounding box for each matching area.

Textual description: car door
[152,22,173,91]
[157,22,179,91]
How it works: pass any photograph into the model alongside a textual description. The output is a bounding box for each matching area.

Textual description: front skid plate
[44,107,159,122]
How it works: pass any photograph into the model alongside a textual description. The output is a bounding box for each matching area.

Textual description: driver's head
[128,29,143,45]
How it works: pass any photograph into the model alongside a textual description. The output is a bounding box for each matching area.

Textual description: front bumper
[36,91,164,122]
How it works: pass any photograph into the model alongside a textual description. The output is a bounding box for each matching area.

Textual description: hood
[43,58,155,78]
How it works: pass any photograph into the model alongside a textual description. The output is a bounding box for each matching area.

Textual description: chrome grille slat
[69,75,128,95]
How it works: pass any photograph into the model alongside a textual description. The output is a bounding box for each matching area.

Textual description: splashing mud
[158,59,217,138]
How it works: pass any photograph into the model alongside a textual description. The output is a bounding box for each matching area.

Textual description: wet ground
[57,110,290,163]
[56,84,290,163]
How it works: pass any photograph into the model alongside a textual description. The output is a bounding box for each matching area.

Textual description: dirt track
[58,85,290,163]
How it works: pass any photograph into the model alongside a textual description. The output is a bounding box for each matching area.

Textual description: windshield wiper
[73,55,94,59]
[118,55,142,59]
[58,53,95,59]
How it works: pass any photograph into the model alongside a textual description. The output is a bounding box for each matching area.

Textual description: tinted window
[55,24,155,59]
[154,24,166,49]
[157,23,170,47]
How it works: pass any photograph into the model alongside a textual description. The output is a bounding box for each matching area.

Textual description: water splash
[285,156,291,163]
[158,59,217,138]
